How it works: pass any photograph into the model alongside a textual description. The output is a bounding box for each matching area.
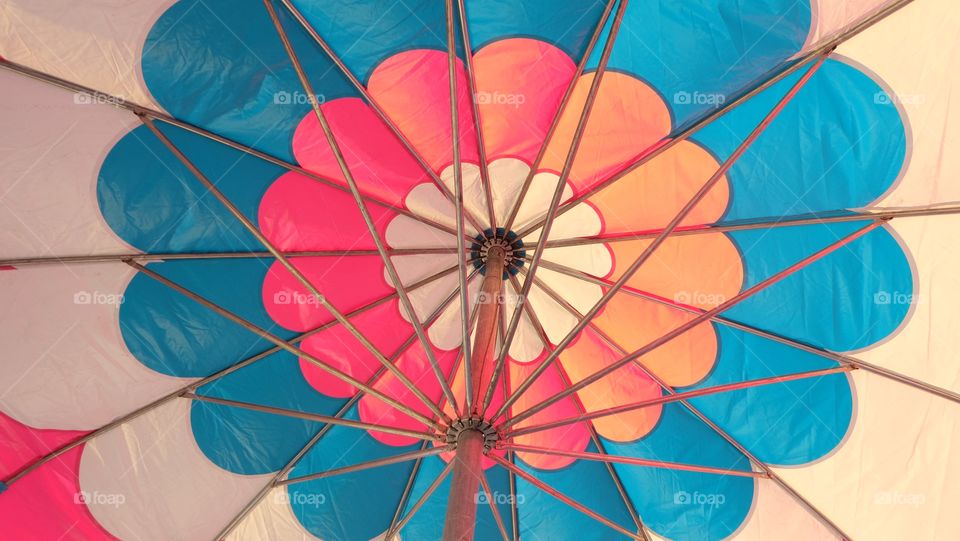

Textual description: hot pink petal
[367,50,478,173]
[299,299,412,399]
[0,414,114,540]
[262,255,392,332]
[292,98,432,207]
[359,340,459,446]
[258,170,396,252]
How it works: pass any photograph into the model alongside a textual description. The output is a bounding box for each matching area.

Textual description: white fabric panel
[839,0,960,207]
[79,398,269,541]
[0,263,187,430]
[0,70,137,260]
[772,370,960,540]
[854,215,960,394]
[226,488,322,541]
[0,0,172,110]
[733,480,838,540]
[803,0,893,49]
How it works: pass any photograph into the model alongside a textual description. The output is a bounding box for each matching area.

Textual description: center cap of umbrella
[444,415,499,453]
[471,228,525,280]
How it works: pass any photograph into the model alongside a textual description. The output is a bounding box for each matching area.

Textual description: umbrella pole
[442,247,506,541]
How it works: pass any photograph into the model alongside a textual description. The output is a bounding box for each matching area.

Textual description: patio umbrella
[1,0,959,539]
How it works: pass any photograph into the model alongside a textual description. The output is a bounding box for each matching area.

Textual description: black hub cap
[471,228,525,279]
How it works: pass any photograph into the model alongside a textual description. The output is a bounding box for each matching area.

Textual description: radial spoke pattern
[5,0,960,540]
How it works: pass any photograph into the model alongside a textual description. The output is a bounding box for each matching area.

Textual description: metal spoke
[500,0,618,233]
[515,0,917,238]
[213,393,360,540]
[386,441,430,539]
[505,366,852,438]
[140,115,450,424]
[2,261,461,486]
[388,459,458,537]
[276,0,485,233]
[535,257,960,407]
[0,59,464,241]
[494,54,827,421]
[445,0,478,416]
[0,248,462,268]
[484,0,629,417]
[184,393,441,442]
[503,275,648,538]
[545,203,960,248]
[479,470,511,541]
[263,0,459,414]
[127,259,441,430]
[280,445,453,486]
[501,444,766,479]
[455,0,497,230]
[218,263,478,539]
[501,220,882,427]
[513,265,853,538]
[489,454,643,540]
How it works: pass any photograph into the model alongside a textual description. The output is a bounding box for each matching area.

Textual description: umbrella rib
[483,0,630,417]
[140,115,450,425]
[479,470,511,541]
[544,203,960,247]
[504,274,649,538]
[445,0,478,415]
[386,441,431,537]
[501,444,766,479]
[126,259,441,431]
[535,257,960,406]
[494,54,827,422]
[489,454,644,540]
[276,0,485,233]
[0,60,465,242]
[455,0,498,230]
[508,259,861,538]
[493,310,520,541]
[280,445,453,486]
[387,459,458,536]
[0,248,463,268]
[184,393,441,442]
[500,0,618,234]
[263,0,459,416]
[503,366,854,438]
[212,394,360,541]
[1,262,461,486]
[502,220,882,429]
[515,0,918,239]
[214,262,478,538]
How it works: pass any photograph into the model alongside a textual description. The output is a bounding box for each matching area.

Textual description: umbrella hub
[444,415,499,453]
[471,228,525,280]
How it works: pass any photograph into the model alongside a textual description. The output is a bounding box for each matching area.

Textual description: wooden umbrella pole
[442,247,506,541]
